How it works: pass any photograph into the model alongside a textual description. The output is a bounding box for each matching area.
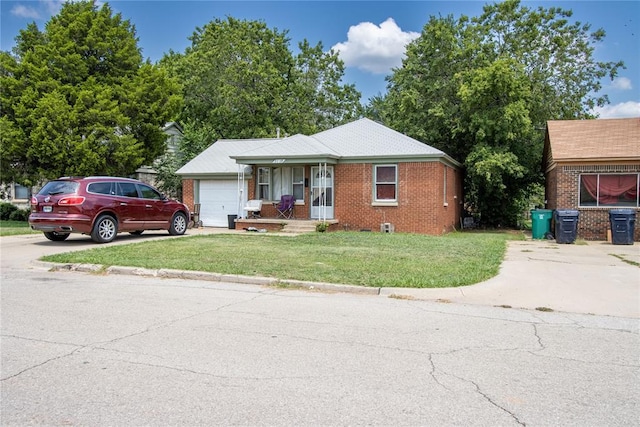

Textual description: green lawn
[41,231,523,288]
[0,220,38,236]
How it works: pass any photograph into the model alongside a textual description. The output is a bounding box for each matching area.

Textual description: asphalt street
[1,231,639,426]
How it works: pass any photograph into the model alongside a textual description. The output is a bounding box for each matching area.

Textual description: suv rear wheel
[169,212,187,235]
[44,231,70,242]
[91,215,118,243]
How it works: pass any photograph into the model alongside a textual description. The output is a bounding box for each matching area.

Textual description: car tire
[91,215,117,243]
[43,231,70,242]
[130,230,144,236]
[169,212,187,235]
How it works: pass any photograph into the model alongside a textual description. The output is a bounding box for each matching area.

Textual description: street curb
[33,261,381,295]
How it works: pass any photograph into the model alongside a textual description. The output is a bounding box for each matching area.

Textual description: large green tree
[377,0,623,226]
[155,16,362,195]
[1,1,182,186]
[160,17,362,139]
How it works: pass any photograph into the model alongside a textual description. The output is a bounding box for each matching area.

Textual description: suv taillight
[58,196,85,206]
[30,196,38,205]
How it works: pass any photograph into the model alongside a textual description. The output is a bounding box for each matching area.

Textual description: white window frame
[257,166,305,202]
[257,167,271,200]
[578,173,640,208]
[373,164,398,203]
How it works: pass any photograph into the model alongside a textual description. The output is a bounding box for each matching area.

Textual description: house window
[14,184,29,199]
[579,174,639,207]
[374,165,397,201]
[258,166,304,201]
[257,167,271,200]
[292,167,304,201]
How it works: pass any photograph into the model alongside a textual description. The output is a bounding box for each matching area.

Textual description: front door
[311,166,334,219]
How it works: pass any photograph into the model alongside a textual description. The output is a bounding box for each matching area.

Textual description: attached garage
[176,138,270,227]
[198,179,247,227]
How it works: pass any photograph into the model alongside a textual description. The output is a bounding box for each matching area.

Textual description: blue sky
[2,0,639,118]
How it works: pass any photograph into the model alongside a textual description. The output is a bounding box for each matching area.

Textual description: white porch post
[237,164,245,218]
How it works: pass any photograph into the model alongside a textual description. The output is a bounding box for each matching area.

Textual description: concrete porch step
[281,220,318,233]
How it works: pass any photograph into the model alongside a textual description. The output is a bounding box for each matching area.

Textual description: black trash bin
[554,209,579,244]
[609,209,636,245]
[227,214,237,230]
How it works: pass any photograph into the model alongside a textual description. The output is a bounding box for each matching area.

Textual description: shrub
[316,222,329,232]
[9,208,30,222]
[0,203,18,220]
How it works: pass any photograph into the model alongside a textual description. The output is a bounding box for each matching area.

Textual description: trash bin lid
[555,209,579,217]
[609,209,636,217]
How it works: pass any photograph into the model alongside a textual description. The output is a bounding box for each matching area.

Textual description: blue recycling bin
[555,209,579,244]
[609,209,636,245]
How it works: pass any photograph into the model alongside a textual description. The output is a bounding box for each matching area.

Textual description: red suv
[29,176,190,243]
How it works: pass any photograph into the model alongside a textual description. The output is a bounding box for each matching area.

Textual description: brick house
[543,117,640,241]
[177,118,463,234]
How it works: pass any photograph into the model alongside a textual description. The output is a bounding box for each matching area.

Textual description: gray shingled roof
[177,118,460,177]
[176,138,279,176]
[231,134,340,160]
[313,117,446,159]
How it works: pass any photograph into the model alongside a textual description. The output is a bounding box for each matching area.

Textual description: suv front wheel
[91,215,118,243]
[169,212,187,235]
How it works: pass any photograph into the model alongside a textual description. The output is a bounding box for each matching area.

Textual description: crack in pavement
[0,292,271,381]
[466,377,527,426]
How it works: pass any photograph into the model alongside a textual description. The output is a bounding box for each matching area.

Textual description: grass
[0,220,38,236]
[41,231,521,288]
[610,253,640,267]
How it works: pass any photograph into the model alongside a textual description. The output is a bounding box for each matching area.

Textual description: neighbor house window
[374,165,397,201]
[257,166,304,201]
[579,174,639,207]
[14,184,29,199]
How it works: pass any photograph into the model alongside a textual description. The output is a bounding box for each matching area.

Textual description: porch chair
[274,194,295,219]
[243,199,263,218]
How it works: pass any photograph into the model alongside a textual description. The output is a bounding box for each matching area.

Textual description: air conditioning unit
[380,223,394,233]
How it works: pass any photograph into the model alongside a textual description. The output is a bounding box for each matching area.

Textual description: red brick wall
[546,163,639,241]
[182,179,195,211]
[334,162,462,234]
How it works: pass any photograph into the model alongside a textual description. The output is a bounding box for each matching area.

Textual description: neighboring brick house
[543,117,640,241]
[177,118,463,234]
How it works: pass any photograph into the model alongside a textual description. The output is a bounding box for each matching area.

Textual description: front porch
[234,218,340,233]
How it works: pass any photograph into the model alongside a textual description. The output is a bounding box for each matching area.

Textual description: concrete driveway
[382,238,640,318]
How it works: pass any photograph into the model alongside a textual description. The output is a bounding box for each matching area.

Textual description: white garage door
[199,180,247,227]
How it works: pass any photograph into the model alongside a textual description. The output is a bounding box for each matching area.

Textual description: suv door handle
[120,202,127,206]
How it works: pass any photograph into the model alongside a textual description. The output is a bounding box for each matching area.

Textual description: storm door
[311,165,334,219]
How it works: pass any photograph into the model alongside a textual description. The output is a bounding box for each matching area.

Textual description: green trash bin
[531,209,553,239]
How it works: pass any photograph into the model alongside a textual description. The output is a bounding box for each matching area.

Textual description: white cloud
[42,0,65,16]
[611,77,632,90]
[332,18,420,75]
[11,4,42,19]
[11,1,66,21]
[593,101,640,118]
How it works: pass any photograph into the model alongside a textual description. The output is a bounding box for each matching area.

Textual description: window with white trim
[579,173,639,207]
[374,165,397,202]
[257,167,270,200]
[257,166,304,201]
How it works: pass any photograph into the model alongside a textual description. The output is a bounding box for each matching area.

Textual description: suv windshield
[38,181,80,196]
